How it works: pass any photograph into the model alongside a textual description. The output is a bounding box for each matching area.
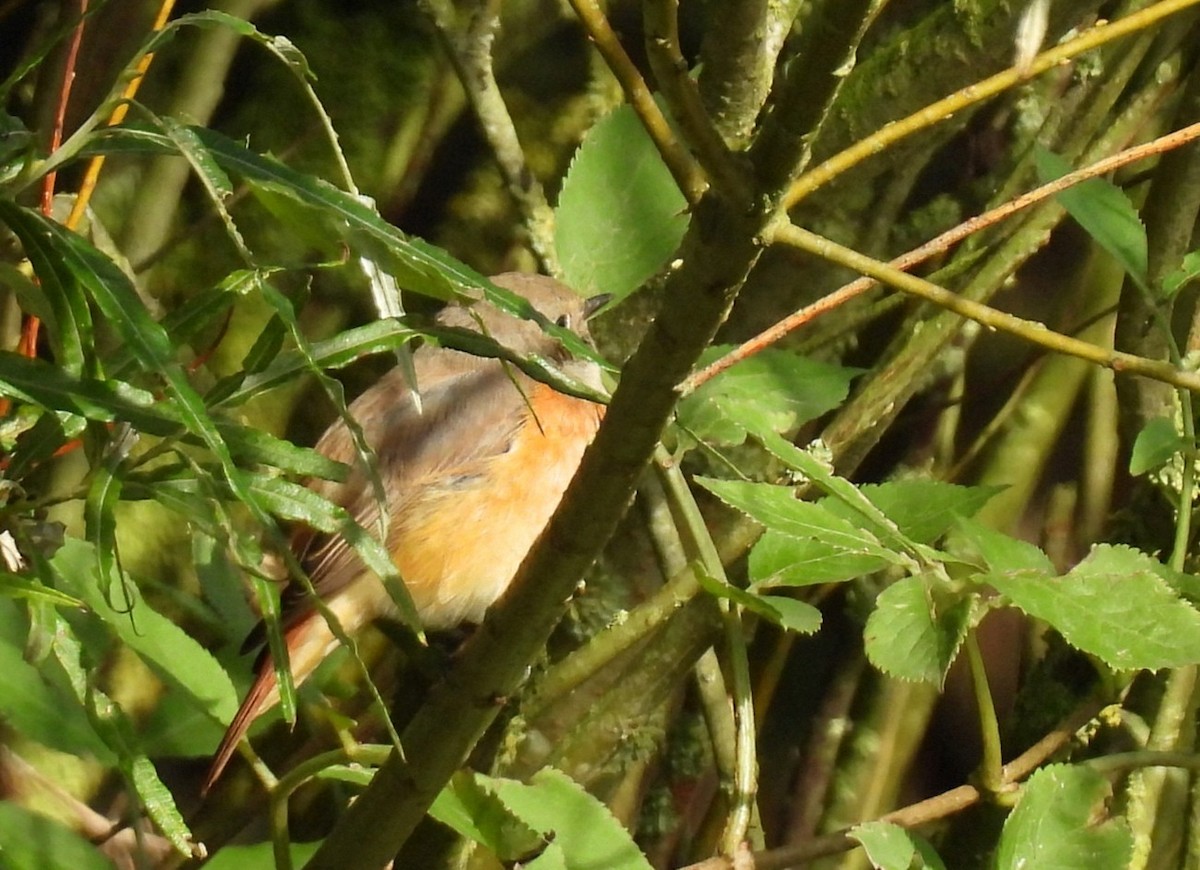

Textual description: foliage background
[3,0,1200,868]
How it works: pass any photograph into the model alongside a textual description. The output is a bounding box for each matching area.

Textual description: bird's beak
[583,293,612,319]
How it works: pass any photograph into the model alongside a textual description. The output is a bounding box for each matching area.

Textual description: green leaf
[0,200,93,375]
[202,841,322,870]
[481,768,653,870]
[950,517,1055,574]
[697,477,895,562]
[864,573,975,685]
[555,103,689,301]
[1129,416,1188,476]
[1036,147,1148,289]
[50,539,239,726]
[429,771,545,862]
[697,570,822,634]
[754,431,914,552]
[676,347,858,446]
[984,544,1200,670]
[851,480,1001,545]
[213,318,420,407]
[850,820,947,870]
[0,601,112,760]
[0,571,83,607]
[248,476,420,632]
[995,764,1131,869]
[749,530,891,587]
[0,802,113,870]
[1163,249,1200,298]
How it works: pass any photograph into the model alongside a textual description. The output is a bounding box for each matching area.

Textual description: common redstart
[203,273,606,792]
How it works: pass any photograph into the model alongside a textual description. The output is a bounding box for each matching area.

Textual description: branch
[770,222,1200,394]
[685,120,1200,393]
[567,0,707,203]
[424,0,561,274]
[785,0,1200,208]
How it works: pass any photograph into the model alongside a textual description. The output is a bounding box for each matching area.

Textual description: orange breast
[390,383,604,629]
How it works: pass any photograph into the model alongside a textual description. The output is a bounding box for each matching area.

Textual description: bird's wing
[282,355,536,624]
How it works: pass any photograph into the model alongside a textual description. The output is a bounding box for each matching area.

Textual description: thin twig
[684,120,1200,394]
[425,0,561,274]
[567,0,707,203]
[642,0,746,198]
[784,0,1200,209]
[768,222,1200,394]
[18,0,89,360]
[680,696,1108,869]
[65,0,177,233]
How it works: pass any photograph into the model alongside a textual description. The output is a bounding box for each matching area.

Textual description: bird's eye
[555,314,572,329]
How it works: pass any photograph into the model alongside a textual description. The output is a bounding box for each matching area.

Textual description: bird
[203,272,607,793]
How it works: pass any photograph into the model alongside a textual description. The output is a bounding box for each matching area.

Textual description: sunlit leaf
[556,103,688,302]
[996,764,1130,869]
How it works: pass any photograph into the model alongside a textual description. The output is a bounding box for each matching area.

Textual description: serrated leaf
[697,477,895,561]
[749,529,891,587]
[864,573,974,685]
[984,544,1200,670]
[555,103,688,301]
[481,768,653,870]
[996,764,1131,869]
[850,820,947,870]
[696,570,823,633]
[950,517,1055,574]
[677,347,858,446]
[1129,416,1188,476]
[430,770,545,861]
[1036,147,1148,289]
[754,431,913,550]
[851,480,1001,545]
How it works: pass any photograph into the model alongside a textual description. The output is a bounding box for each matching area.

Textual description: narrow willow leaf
[48,611,194,854]
[984,544,1200,670]
[0,351,177,432]
[0,199,92,374]
[0,601,112,760]
[0,572,83,607]
[83,452,129,613]
[248,475,420,631]
[214,319,420,407]
[996,764,1131,869]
